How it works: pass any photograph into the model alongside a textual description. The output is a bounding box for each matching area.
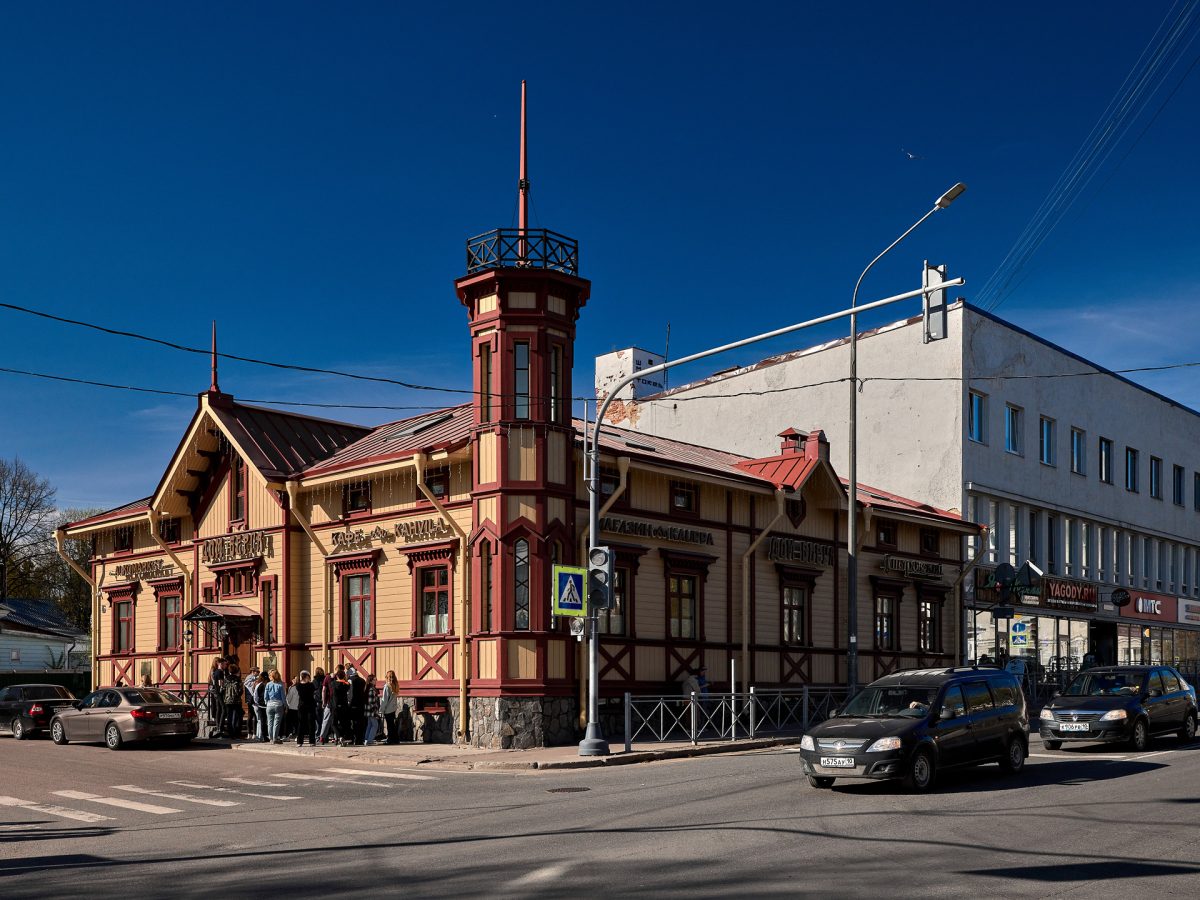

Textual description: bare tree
[0,457,58,602]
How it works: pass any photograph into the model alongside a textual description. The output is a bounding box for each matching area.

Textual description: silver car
[50,687,199,750]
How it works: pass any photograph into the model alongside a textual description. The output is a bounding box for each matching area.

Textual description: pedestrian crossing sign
[552,565,587,617]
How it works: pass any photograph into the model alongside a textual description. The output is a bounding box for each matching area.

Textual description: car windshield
[122,689,182,705]
[25,686,73,700]
[840,686,939,718]
[1064,672,1143,696]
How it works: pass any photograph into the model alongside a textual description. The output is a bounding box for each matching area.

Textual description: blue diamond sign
[552,565,587,617]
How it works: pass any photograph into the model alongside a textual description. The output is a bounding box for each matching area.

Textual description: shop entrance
[1089,621,1117,667]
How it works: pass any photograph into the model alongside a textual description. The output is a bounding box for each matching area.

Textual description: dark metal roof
[0,598,86,638]
[208,401,372,479]
[67,497,152,528]
[303,405,474,477]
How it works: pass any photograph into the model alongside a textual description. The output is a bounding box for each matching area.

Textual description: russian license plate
[819,756,855,768]
[158,712,182,720]
[1059,722,1089,732]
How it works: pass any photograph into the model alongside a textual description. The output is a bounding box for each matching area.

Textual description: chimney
[805,429,829,462]
[778,428,803,456]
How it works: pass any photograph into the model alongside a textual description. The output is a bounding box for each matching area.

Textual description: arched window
[480,543,493,633]
[514,539,530,631]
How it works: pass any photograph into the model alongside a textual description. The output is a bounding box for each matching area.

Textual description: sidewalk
[208,734,801,771]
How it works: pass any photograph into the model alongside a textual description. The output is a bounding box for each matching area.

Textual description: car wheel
[807,775,834,789]
[904,748,936,793]
[1000,735,1026,774]
[105,723,124,751]
[1178,712,1197,743]
[51,719,69,745]
[1043,739,1062,751]
[1130,718,1150,752]
[12,718,27,741]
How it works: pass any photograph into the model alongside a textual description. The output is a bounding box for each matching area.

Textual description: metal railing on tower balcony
[465,228,579,276]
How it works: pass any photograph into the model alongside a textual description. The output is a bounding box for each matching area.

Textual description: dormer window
[671,481,698,515]
[113,526,134,553]
[876,519,898,549]
[159,518,181,545]
[344,481,372,516]
[426,468,450,501]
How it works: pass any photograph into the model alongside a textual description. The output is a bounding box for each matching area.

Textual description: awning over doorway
[183,603,261,625]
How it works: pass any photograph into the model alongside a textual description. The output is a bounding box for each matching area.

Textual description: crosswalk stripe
[223,777,290,788]
[0,823,43,832]
[53,790,180,815]
[111,785,240,807]
[169,781,301,800]
[0,795,112,824]
[322,768,437,781]
[275,772,390,787]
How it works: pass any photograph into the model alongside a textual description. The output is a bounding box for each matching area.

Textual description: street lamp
[845,183,966,695]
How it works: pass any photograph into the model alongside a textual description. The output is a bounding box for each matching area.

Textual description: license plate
[158,712,182,720]
[819,756,855,768]
[1059,722,1089,732]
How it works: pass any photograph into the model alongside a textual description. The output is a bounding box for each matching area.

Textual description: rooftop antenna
[663,322,671,390]
[518,80,529,262]
[209,320,219,393]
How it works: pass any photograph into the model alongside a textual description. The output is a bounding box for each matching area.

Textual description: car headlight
[866,736,901,752]
[1100,709,1127,721]
[1039,708,1055,721]
[800,734,815,751]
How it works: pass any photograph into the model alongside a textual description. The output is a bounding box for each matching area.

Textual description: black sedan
[0,683,77,739]
[1039,665,1197,751]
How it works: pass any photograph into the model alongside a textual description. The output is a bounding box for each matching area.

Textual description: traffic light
[923,261,948,343]
[587,546,613,610]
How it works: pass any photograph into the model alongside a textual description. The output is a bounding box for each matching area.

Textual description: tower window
[480,343,493,423]
[550,345,563,423]
[514,342,530,420]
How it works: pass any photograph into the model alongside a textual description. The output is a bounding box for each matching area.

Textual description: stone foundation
[469,696,581,749]
[397,697,459,744]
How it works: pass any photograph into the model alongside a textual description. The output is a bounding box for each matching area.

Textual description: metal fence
[623,686,849,752]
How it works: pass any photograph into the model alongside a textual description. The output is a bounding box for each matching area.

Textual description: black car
[798,667,1029,792]
[0,683,77,740]
[1039,665,1197,751]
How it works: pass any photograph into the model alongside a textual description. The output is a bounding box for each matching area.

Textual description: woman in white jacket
[381,670,401,745]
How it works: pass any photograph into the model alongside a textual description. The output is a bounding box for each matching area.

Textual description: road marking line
[1132,750,1174,760]
[1030,753,1133,760]
[53,791,181,815]
[111,785,240,807]
[322,768,437,781]
[223,777,290,787]
[507,862,572,888]
[0,823,42,832]
[169,781,301,800]
[0,795,112,823]
[275,772,390,787]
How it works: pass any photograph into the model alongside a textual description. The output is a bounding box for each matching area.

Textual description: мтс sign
[552,565,587,617]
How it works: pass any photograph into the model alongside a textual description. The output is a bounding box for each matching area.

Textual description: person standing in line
[347,665,367,745]
[264,669,287,744]
[381,670,400,745]
[253,672,270,742]
[139,673,154,689]
[363,674,381,745]
[209,658,227,737]
[285,676,300,739]
[295,670,316,746]
[318,667,337,745]
[223,669,244,737]
[243,666,260,742]
[332,665,353,746]
[312,667,327,742]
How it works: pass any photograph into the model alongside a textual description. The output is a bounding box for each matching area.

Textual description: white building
[601,301,1200,675]
[0,598,90,674]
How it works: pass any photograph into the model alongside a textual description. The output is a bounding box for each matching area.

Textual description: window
[1099,438,1114,484]
[668,574,698,639]
[782,584,807,645]
[1005,405,1022,454]
[480,544,493,633]
[1047,515,1058,574]
[875,595,898,651]
[479,343,493,423]
[159,518,181,544]
[420,566,450,635]
[1028,510,1039,564]
[261,578,277,644]
[514,342,530,420]
[344,573,372,639]
[114,526,133,553]
[1150,456,1163,499]
[513,538,530,630]
[991,676,1020,708]
[1126,448,1139,492]
[114,600,133,652]
[920,528,940,557]
[987,501,998,562]
[217,565,257,599]
[1174,465,1185,506]
[9,649,19,663]
[1070,428,1086,475]
[1039,417,1056,466]
[549,345,563,423]
[963,681,994,713]
[670,481,698,515]
[231,457,247,523]
[941,685,966,718]
[876,519,898,549]
[598,566,629,636]
[599,467,626,506]
[967,391,986,443]
[159,594,181,651]
[344,481,371,515]
[918,599,942,653]
[1195,473,1200,512]
[426,468,449,501]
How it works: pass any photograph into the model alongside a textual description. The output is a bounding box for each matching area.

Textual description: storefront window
[597,567,628,636]
[421,566,450,635]
[783,585,807,645]
[875,595,898,651]
[1117,623,1137,665]
[918,600,941,652]
[668,574,697,639]
[1037,616,1058,672]
[344,574,372,638]
[114,600,133,652]
[1069,619,1088,669]
[160,594,181,651]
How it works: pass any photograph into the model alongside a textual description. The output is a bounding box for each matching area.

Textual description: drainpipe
[415,453,471,744]
[55,528,97,686]
[576,456,629,728]
[286,481,332,670]
[741,490,787,693]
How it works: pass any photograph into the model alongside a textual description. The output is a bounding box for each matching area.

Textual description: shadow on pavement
[963,860,1200,882]
[830,758,1166,795]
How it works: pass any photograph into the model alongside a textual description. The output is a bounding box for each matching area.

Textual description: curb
[531,736,802,769]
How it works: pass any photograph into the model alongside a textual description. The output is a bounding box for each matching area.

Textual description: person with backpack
[253,672,270,742]
[295,670,317,746]
[243,666,260,741]
[223,671,244,738]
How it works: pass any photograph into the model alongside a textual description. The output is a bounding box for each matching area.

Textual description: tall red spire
[209,320,219,393]
[518,80,529,260]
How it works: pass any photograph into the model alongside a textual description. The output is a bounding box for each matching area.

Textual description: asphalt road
[2,734,1200,898]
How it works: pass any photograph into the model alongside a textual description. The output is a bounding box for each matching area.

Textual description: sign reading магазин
[201,530,275,565]
[599,516,715,547]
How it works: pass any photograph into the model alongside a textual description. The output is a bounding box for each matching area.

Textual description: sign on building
[551,565,587,618]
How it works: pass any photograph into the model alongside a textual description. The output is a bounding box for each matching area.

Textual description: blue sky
[2,2,1198,510]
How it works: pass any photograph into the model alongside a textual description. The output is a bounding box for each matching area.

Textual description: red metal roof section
[587,422,763,483]
[734,454,819,491]
[209,401,372,479]
[847,478,963,521]
[64,497,152,529]
[303,404,474,477]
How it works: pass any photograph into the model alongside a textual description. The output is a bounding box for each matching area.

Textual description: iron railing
[465,228,579,275]
[623,687,849,752]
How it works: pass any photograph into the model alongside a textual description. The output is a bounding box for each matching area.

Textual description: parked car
[0,684,77,740]
[1039,665,1197,751]
[798,667,1029,792]
[50,686,199,750]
